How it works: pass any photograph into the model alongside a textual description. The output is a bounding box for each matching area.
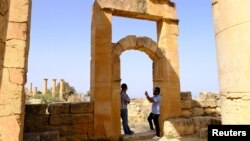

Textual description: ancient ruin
[0,0,250,141]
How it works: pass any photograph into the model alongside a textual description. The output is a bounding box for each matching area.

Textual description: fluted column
[59,79,64,100]
[43,78,48,95]
[52,79,57,97]
[29,83,32,94]
[33,87,37,96]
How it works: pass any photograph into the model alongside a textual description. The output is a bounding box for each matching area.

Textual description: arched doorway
[91,1,182,139]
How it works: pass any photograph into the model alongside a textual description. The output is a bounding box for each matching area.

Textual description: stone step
[123,131,156,141]
[24,131,59,141]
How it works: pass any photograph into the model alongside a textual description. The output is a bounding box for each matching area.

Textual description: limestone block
[215,107,221,115]
[9,0,30,22]
[49,114,93,126]
[67,124,89,135]
[118,35,137,50]
[181,100,192,109]
[4,39,27,68]
[25,104,47,115]
[64,135,88,141]
[181,109,192,118]
[23,133,40,141]
[163,118,195,137]
[193,108,204,116]
[24,126,68,137]
[180,92,192,100]
[97,0,177,20]
[0,68,24,115]
[204,108,217,116]
[40,131,59,141]
[24,115,49,127]
[48,103,70,115]
[70,102,93,114]
[192,100,201,108]
[112,43,124,56]
[196,99,217,108]
[7,22,28,40]
[221,93,250,124]
[8,68,25,85]
[199,92,218,100]
[0,116,22,141]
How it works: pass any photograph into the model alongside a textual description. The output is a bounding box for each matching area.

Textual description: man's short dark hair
[155,87,160,94]
[121,83,127,90]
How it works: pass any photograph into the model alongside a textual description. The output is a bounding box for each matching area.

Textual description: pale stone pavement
[122,131,206,141]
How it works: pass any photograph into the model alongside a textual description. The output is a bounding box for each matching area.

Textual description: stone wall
[181,92,221,118]
[163,92,221,138]
[24,102,94,141]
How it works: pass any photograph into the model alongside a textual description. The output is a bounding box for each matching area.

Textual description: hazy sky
[27,0,219,98]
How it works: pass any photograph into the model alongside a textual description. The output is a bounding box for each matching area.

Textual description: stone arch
[91,1,182,140]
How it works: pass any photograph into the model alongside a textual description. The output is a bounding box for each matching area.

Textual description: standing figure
[120,83,134,135]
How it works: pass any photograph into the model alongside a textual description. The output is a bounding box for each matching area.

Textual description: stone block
[118,35,137,50]
[180,92,192,100]
[9,0,30,22]
[164,118,195,137]
[67,124,89,135]
[40,131,59,141]
[204,107,217,116]
[181,109,192,118]
[193,108,204,116]
[24,115,49,127]
[196,99,217,108]
[70,102,93,114]
[25,104,47,115]
[4,39,27,68]
[23,132,40,141]
[48,103,70,115]
[181,100,192,109]
[0,116,21,141]
[49,114,93,126]
[8,68,25,85]
[6,22,28,40]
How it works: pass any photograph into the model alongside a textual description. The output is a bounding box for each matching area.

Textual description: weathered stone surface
[48,103,70,115]
[0,116,22,141]
[8,68,26,85]
[180,92,192,100]
[181,109,192,118]
[0,0,9,42]
[70,102,93,114]
[4,39,27,68]
[67,124,89,135]
[118,35,137,50]
[6,22,28,40]
[40,131,59,141]
[204,108,217,115]
[181,100,192,109]
[24,133,40,141]
[9,0,30,22]
[24,115,49,127]
[164,118,195,138]
[196,99,217,108]
[193,108,204,116]
[49,114,93,125]
[96,0,177,21]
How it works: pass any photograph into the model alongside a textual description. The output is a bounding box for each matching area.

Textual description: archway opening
[120,50,153,134]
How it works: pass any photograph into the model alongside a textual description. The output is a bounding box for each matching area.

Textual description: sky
[26,0,219,98]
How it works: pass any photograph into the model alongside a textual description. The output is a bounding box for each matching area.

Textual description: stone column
[33,87,37,96]
[212,0,250,124]
[156,19,181,135]
[43,78,48,95]
[29,83,32,94]
[0,0,32,140]
[52,79,57,97]
[59,79,64,100]
[91,2,118,140]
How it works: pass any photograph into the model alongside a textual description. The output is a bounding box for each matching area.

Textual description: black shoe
[126,131,134,135]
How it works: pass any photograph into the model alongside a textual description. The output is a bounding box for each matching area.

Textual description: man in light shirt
[145,87,161,140]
